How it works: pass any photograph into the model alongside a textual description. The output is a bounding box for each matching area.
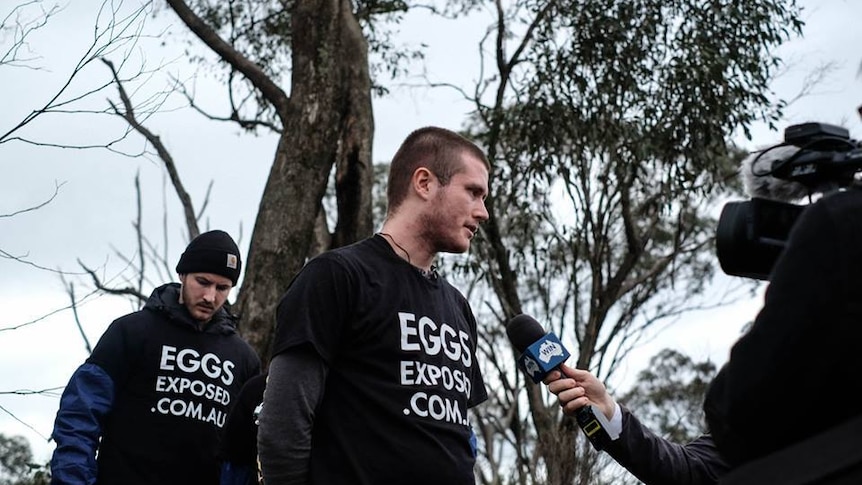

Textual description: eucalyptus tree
[160,0,380,361]
[620,349,716,445]
[455,0,802,483]
[0,433,49,485]
[153,0,800,483]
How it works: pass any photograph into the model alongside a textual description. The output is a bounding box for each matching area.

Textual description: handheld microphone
[505,313,570,383]
[505,314,617,450]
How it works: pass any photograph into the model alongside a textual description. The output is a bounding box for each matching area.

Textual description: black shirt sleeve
[219,373,268,466]
[605,405,729,484]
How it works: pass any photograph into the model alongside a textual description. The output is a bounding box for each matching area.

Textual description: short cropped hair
[386,127,490,212]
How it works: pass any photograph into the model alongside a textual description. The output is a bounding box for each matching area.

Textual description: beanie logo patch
[226,254,238,270]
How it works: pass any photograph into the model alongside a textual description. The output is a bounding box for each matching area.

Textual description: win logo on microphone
[518,334,570,383]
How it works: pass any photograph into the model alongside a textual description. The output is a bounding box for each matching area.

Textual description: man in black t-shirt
[258,126,491,485]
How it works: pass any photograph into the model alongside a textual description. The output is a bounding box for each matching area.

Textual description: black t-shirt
[272,235,488,484]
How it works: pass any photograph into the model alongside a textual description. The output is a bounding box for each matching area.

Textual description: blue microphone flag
[517,332,570,383]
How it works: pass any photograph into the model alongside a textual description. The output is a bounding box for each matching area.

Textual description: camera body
[716,122,861,280]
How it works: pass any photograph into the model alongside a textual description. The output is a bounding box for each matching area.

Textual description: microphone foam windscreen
[505,314,546,352]
[741,145,809,201]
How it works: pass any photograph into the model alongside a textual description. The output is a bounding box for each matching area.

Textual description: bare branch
[196,180,213,222]
[165,0,290,118]
[79,258,147,301]
[0,403,51,441]
[0,387,63,397]
[1,1,63,69]
[134,171,145,292]
[61,279,93,354]
[0,248,87,276]
[0,0,153,145]
[103,57,200,240]
[0,180,88,274]
[0,284,104,333]
[172,74,282,133]
[0,180,64,218]
[783,60,841,107]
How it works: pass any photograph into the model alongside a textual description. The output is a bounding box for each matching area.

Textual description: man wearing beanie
[50,230,262,485]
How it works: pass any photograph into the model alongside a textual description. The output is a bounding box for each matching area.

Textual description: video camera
[716,122,862,280]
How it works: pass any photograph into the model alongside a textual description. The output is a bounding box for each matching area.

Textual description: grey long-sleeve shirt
[257,347,327,485]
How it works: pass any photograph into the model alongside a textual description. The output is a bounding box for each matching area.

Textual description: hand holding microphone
[505,314,619,450]
[544,364,617,428]
[505,313,570,383]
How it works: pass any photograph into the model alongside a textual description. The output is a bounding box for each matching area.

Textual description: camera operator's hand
[543,363,616,421]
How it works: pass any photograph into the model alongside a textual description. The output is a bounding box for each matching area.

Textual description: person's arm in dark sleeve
[545,364,729,484]
[604,405,730,485]
[50,363,115,485]
[705,195,852,463]
[219,374,267,485]
[219,462,254,485]
[257,347,327,485]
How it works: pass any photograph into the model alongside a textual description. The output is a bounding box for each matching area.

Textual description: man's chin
[191,306,215,322]
[446,239,471,254]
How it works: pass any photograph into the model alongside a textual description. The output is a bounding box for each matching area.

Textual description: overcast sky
[2,0,860,462]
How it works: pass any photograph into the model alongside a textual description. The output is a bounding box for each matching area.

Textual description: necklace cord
[378,232,411,265]
[377,232,438,280]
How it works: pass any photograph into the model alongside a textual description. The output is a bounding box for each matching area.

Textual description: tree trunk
[235,0,373,363]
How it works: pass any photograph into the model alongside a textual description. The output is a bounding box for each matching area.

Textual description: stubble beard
[181,284,217,323]
[419,205,468,255]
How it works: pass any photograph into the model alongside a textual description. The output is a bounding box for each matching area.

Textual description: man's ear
[412,167,435,200]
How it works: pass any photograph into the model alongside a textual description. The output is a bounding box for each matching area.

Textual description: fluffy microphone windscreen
[505,314,547,352]
[741,145,810,201]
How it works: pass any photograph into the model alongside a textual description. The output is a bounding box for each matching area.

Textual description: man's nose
[475,200,489,222]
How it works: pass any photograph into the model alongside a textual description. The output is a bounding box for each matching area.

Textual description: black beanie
[175,230,242,286]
